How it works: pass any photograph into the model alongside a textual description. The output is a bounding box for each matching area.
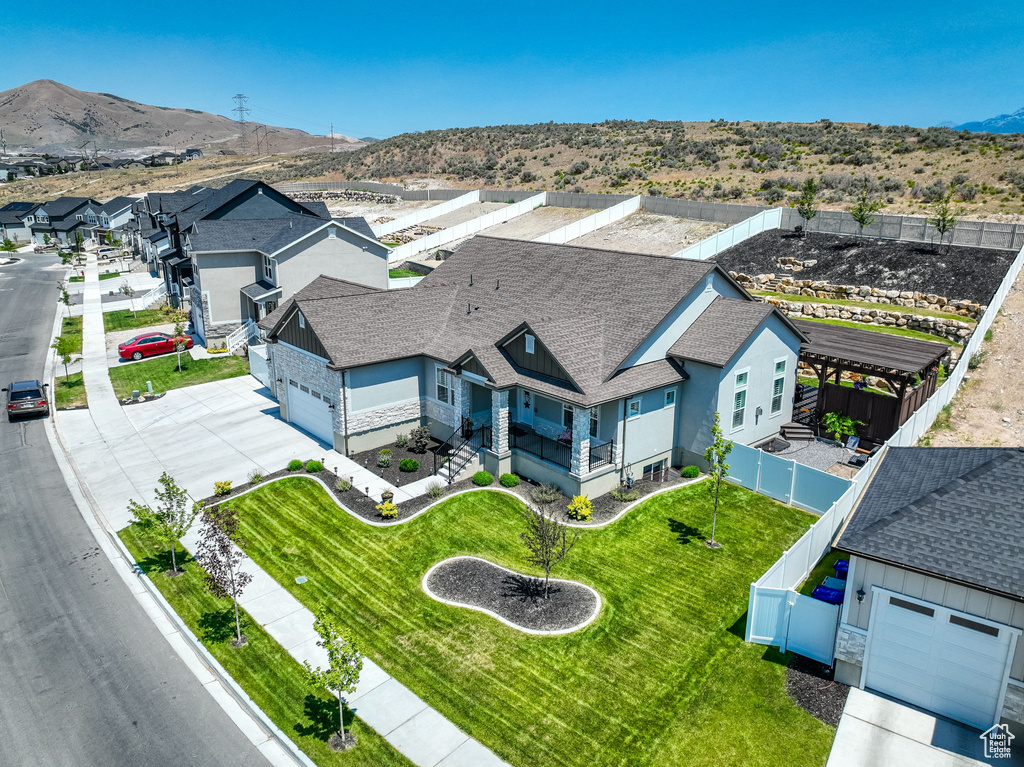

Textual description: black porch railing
[588,439,614,471]
[433,417,492,483]
[509,423,572,470]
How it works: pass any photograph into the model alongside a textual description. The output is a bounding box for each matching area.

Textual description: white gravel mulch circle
[424,556,600,634]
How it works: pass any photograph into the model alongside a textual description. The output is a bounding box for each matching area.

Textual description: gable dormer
[499,324,574,386]
[452,351,493,383]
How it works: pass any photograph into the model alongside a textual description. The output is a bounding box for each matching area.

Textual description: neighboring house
[83,196,137,243]
[26,196,100,245]
[0,163,29,180]
[184,148,203,161]
[0,202,39,242]
[257,236,804,497]
[833,446,1024,735]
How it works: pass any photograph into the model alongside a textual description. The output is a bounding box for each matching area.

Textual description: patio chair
[810,585,845,605]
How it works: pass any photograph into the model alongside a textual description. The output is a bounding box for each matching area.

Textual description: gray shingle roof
[240,280,281,300]
[669,297,776,367]
[174,179,325,230]
[39,197,96,217]
[98,196,136,215]
[0,202,38,225]
[188,216,324,253]
[837,446,1024,600]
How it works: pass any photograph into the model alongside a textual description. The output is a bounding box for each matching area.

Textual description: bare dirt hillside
[256,119,1024,217]
[0,79,365,154]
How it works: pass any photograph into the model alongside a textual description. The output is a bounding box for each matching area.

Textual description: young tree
[195,504,253,646]
[849,186,884,237]
[51,334,74,382]
[703,412,734,549]
[73,230,84,254]
[795,178,819,235]
[119,280,137,318]
[519,504,580,599]
[43,233,51,247]
[172,320,189,373]
[57,283,73,316]
[0,237,16,252]
[303,607,364,750]
[928,192,964,253]
[127,472,202,576]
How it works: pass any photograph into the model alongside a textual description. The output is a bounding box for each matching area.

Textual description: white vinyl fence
[671,207,782,260]
[386,193,548,263]
[746,240,1024,658]
[371,191,479,238]
[387,275,424,289]
[533,196,642,244]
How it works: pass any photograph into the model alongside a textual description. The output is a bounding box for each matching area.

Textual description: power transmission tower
[251,125,264,154]
[0,129,6,158]
[232,94,251,154]
[330,122,334,153]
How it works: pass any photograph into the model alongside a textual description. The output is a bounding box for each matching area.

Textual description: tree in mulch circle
[127,472,202,577]
[703,411,733,549]
[519,505,580,599]
[303,607,363,751]
[195,504,253,647]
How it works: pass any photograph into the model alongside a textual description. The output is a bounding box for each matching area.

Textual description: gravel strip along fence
[424,556,601,634]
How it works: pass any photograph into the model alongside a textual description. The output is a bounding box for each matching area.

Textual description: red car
[118,332,193,361]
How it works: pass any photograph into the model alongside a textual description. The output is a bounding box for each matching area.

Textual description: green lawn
[388,269,420,278]
[118,528,412,767]
[752,290,975,324]
[381,242,402,249]
[103,309,172,333]
[797,551,845,597]
[98,271,123,281]
[798,316,961,346]
[61,316,83,355]
[67,275,84,283]
[53,372,87,408]
[108,354,249,399]
[214,479,833,767]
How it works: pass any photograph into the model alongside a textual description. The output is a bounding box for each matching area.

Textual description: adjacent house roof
[261,236,779,406]
[37,197,96,217]
[669,297,780,367]
[98,196,136,215]
[187,215,378,255]
[836,446,1024,601]
[174,179,326,231]
[0,202,38,225]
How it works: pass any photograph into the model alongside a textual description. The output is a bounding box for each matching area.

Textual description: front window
[436,367,455,406]
[562,404,574,429]
[771,360,787,415]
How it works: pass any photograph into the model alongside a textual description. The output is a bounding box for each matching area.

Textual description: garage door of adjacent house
[286,379,333,444]
[864,590,1017,730]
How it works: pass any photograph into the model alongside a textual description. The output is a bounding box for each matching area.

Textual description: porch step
[781,422,815,441]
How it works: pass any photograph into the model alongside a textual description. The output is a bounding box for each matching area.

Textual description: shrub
[335,478,351,492]
[399,458,419,472]
[681,465,700,478]
[531,483,562,504]
[610,485,639,502]
[472,470,494,486]
[395,433,409,448]
[969,350,989,369]
[214,480,233,497]
[287,459,304,472]
[409,425,431,453]
[247,468,264,484]
[566,494,593,521]
[499,473,520,488]
[377,449,392,468]
[305,460,323,473]
[426,482,444,499]
[376,501,398,519]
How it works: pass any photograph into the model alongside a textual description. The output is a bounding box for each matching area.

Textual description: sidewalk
[57,252,508,767]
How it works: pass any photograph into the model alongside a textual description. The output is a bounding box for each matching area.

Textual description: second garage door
[286,379,334,444]
[864,590,1016,730]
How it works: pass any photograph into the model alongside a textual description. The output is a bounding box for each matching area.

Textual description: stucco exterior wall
[193,250,261,324]
[274,225,389,296]
[622,385,676,468]
[347,358,423,412]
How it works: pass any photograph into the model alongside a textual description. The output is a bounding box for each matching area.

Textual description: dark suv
[4,380,50,420]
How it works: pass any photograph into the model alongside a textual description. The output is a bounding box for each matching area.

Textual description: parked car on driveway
[118,332,193,361]
[4,380,50,420]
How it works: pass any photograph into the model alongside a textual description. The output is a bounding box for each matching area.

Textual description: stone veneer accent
[1002,683,1024,723]
[347,400,422,434]
[191,284,242,343]
[425,397,459,430]
[834,626,867,666]
[269,343,344,436]
[570,405,590,476]
[491,390,510,454]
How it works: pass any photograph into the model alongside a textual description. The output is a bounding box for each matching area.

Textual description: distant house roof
[0,202,38,225]
[173,179,326,231]
[669,297,788,367]
[836,446,1024,601]
[38,196,96,218]
[98,196,136,215]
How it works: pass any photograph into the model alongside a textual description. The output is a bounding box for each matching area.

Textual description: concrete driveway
[828,688,1022,766]
[60,375,328,530]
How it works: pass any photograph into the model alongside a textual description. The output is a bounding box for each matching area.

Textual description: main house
[832,446,1024,736]
[257,236,805,497]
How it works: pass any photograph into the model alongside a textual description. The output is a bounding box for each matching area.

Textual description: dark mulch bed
[713,230,1014,304]
[508,475,696,526]
[426,557,598,632]
[349,439,444,487]
[202,464,473,524]
[785,654,850,727]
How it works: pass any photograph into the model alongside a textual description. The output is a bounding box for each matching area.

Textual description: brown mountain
[0,79,365,154]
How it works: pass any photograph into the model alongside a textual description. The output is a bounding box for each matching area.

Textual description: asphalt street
[0,254,268,767]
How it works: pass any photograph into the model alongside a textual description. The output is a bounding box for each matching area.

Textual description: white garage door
[286,379,333,443]
[865,591,1016,730]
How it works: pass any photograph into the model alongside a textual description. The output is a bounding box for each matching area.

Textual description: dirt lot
[476,205,595,240]
[714,231,1016,304]
[568,212,727,255]
[925,273,1024,448]
[326,198,441,226]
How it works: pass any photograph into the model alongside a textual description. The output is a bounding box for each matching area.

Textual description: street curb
[44,285,316,767]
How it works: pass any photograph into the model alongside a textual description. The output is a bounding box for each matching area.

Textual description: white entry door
[286,380,333,443]
[864,591,1016,730]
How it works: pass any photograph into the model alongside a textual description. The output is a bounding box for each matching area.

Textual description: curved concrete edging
[212,474,707,531]
[422,555,602,636]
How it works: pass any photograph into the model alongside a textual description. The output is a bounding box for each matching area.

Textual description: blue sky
[2,0,1021,138]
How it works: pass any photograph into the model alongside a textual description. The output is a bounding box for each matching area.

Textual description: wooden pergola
[792,319,951,444]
